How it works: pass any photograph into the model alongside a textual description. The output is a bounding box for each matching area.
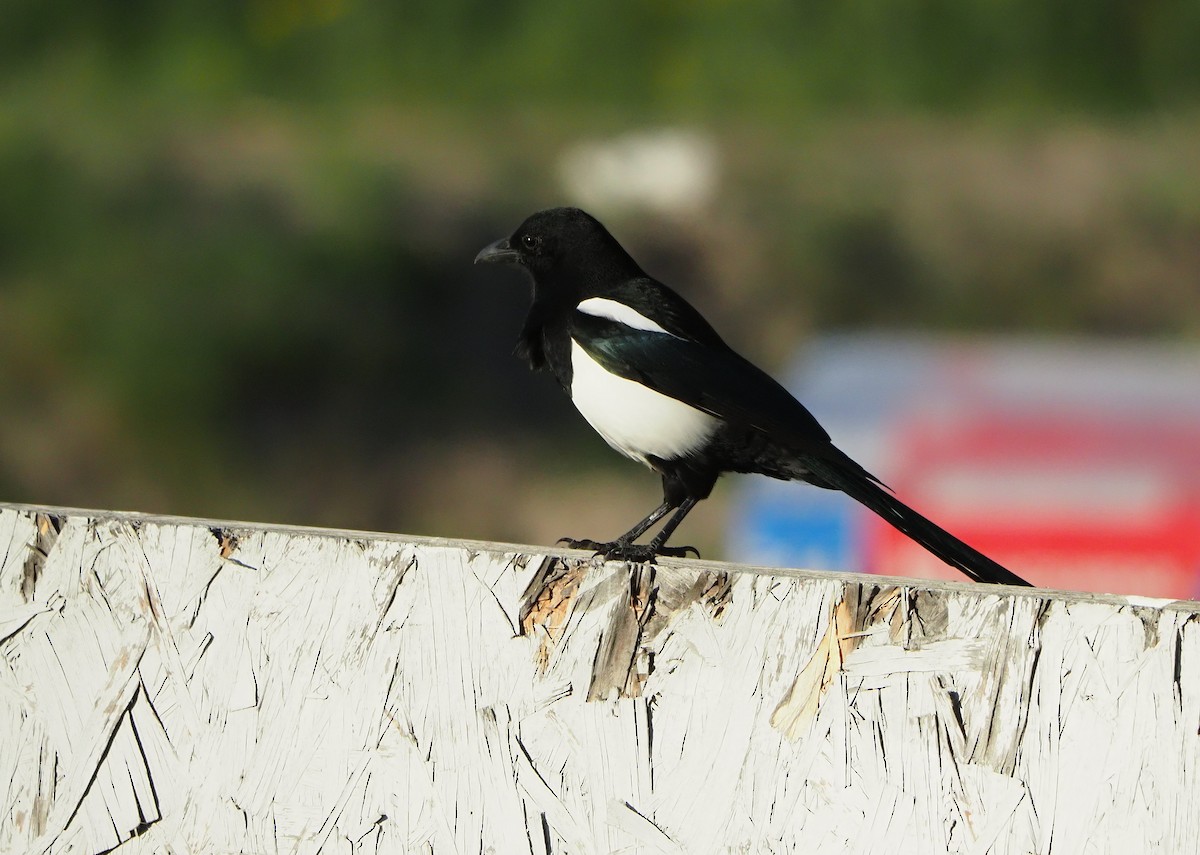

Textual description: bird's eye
[521,234,541,250]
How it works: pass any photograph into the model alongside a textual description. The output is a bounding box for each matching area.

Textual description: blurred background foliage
[1,0,1199,553]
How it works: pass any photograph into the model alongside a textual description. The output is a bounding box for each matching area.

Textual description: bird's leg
[558,500,673,554]
[558,497,701,562]
[643,496,699,558]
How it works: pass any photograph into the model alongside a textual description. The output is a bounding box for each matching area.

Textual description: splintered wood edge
[3,500,1189,612]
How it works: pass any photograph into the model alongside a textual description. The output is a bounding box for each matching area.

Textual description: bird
[475,206,1031,586]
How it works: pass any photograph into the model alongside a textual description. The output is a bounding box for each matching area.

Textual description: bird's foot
[557,537,610,552]
[657,544,701,559]
[556,538,700,562]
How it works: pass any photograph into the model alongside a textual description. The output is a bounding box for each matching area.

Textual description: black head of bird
[475,207,644,292]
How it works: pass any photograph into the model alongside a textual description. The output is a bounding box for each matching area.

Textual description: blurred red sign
[873,411,1200,597]
[732,336,1200,599]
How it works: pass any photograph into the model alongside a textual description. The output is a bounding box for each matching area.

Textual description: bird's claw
[556,537,608,551]
[656,544,702,559]
[556,537,701,563]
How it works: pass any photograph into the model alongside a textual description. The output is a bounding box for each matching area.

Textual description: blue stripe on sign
[728,484,863,572]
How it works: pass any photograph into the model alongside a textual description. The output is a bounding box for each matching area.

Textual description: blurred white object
[558,129,718,216]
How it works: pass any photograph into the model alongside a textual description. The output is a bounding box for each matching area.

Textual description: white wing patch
[576,297,677,336]
[569,340,719,465]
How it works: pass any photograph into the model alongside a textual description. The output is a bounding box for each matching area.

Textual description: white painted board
[1,503,1197,854]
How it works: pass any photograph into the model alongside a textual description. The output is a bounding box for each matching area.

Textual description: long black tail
[802,450,1032,587]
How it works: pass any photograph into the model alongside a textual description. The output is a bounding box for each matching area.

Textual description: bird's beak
[474,237,520,266]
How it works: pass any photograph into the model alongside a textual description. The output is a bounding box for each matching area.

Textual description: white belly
[569,340,719,465]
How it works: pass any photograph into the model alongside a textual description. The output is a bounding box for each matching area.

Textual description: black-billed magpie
[476,207,1031,586]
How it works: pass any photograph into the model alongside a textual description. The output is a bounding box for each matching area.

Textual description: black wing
[596,278,730,348]
[570,309,831,450]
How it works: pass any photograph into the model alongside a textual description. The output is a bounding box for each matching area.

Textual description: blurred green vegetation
[8,0,1199,112]
[1,1,1199,547]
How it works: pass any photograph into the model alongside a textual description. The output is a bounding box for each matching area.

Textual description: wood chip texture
[1,502,1197,854]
